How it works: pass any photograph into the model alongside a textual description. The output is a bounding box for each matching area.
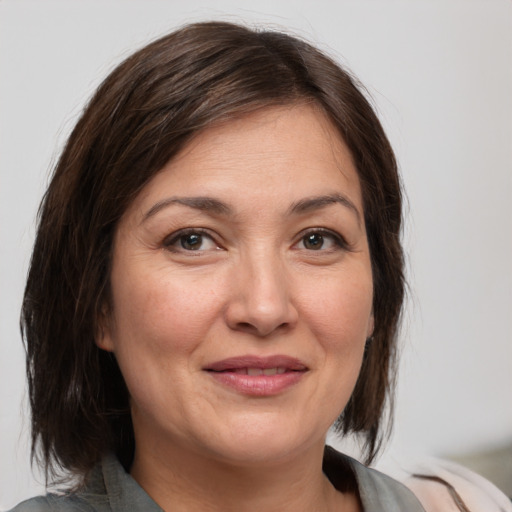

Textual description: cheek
[105,268,218,412]
[300,266,373,408]
[110,265,222,357]
[301,270,373,344]
[114,278,170,351]
[295,276,372,427]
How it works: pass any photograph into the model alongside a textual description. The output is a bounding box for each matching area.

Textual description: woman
[10,20,482,511]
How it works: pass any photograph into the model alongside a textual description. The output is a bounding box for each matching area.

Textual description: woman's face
[100,105,374,466]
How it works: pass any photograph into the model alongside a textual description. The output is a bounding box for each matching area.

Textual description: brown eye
[180,233,203,250]
[294,229,347,252]
[164,229,220,253]
[303,233,324,250]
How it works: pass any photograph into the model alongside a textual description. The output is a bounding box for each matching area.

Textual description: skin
[99,104,374,512]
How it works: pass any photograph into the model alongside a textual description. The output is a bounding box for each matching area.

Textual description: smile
[204,356,308,396]
[228,367,287,375]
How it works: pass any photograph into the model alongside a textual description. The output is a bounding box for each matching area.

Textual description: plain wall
[1,0,511,508]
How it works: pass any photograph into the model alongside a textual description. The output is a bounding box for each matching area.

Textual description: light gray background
[1,0,511,508]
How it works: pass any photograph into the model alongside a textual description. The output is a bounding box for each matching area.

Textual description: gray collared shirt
[9,447,425,511]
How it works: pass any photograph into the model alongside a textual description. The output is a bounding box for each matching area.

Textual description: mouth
[204,355,308,396]
[217,367,289,376]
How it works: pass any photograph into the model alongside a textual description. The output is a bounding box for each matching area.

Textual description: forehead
[129,104,362,216]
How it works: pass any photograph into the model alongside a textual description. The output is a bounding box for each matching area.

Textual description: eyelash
[162,227,350,254]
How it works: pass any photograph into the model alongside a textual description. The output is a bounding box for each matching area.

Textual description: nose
[225,252,299,337]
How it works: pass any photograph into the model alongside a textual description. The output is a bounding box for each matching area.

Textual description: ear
[95,304,115,352]
[95,329,115,352]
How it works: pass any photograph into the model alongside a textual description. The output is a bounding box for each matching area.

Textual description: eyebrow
[142,193,361,224]
[142,196,232,221]
[288,194,362,224]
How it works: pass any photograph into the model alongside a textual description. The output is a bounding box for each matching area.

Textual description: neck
[130,438,359,512]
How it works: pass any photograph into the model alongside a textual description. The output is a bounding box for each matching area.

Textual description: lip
[204,355,308,396]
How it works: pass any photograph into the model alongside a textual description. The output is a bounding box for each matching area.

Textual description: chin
[195,416,325,467]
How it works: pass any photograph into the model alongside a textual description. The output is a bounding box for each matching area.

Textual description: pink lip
[204,355,308,396]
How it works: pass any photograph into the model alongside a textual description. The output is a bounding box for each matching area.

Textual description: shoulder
[402,458,512,512]
[7,453,162,512]
[323,445,426,511]
[6,496,53,512]
[6,494,98,512]
[6,457,110,512]
[350,459,427,511]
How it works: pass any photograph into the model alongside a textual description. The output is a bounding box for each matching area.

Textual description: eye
[302,232,327,250]
[163,229,220,252]
[295,229,346,251]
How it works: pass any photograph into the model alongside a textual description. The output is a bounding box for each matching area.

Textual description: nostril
[237,322,254,331]
[235,320,291,337]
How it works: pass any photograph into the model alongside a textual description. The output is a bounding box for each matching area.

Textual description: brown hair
[22,21,404,484]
